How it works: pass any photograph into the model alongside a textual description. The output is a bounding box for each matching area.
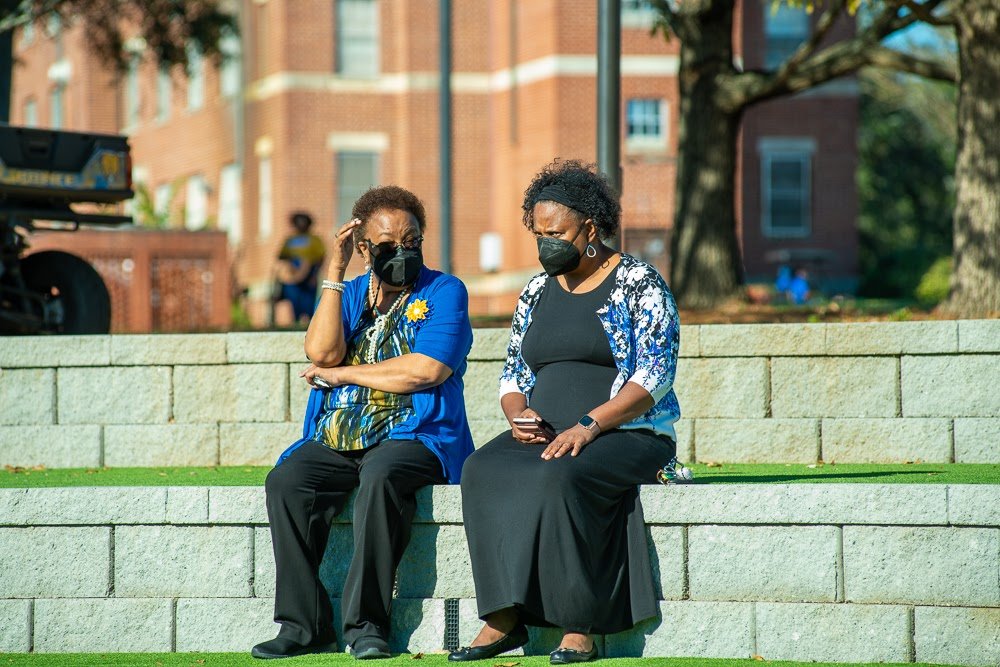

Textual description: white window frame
[49,85,64,129]
[20,21,34,48]
[335,0,380,80]
[185,174,209,230]
[335,151,380,226]
[621,0,658,29]
[156,65,172,122]
[258,157,273,240]
[759,137,815,239]
[187,44,205,111]
[124,55,140,129]
[625,98,668,153]
[219,34,241,98]
[218,163,243,245]
[24,97,37,127]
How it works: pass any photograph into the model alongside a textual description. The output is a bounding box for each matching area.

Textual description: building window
[625,98,667,152]
[20,21,34,48]
[764,3,809,69]
[49,86,64,129]
[155,183,174,225]
[45,13,61,38]
[185,174,209,230]
[336,0,379,79]
[157,66,172,122]
[258,157,273,240]
[759,137,814,238]
[336,152,378,226]
[124,55,140,128]
[218,163,242,245]
[219,34,241,98]
[187,45,204,111]
[24,98,37,127]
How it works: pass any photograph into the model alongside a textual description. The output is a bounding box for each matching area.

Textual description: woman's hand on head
[511,408,550,445]
[540,424,596,461]
[328,218,363,279]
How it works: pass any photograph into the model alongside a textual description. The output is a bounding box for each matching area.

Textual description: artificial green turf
[0,656,972,667]
[1,462,999,488]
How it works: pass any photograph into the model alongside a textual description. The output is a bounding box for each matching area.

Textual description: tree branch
[902,0,955,27]
[866,44,957,81]
[770,0,849,88]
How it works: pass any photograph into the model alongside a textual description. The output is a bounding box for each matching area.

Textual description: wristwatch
[578,415,600,434]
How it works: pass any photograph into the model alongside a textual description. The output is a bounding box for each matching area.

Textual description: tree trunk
[669,2,743,309]
[945,1,1000,317]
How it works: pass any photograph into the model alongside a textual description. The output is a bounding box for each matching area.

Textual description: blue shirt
[278,267,475,483]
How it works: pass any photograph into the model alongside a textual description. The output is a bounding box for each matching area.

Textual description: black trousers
[264,439,446,647]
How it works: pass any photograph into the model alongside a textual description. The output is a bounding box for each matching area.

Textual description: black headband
[535,184,587,215]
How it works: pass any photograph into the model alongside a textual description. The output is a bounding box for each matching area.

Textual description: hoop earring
[585,244,597,258]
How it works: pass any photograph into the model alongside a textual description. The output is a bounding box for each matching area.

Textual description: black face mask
[536,224,585,277]
[371,246,423,287]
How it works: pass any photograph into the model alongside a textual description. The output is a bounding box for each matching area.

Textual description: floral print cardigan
[498,253,681,442]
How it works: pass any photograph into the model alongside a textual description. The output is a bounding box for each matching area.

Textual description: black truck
[0,125,133,335]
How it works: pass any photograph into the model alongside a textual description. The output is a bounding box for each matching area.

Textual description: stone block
[915,606,1000,667]
[640,484,948,526]
[468,328,510,361]
[220,422,300,466]
[115,525,253,597]
[948,485,1000,527]
[674,358,768,418]
[843,526,1000,605]
[826,321,958,355]
[954,418,1000,463]
[0,487,167,525]
[176,598,280,652]
[688,525,838,602]
[0,335,110,367]
[755,602,910,663]
[694,419,819,463]
[469,419,508,448]
[0,368,54,424]
[0,599,30,651]
[254,527,276,597]
[771,357,897,418]
[227,331,307,363]
[288,364,313,419]
[174,364,289,423]
[111,333,227,365]
[58,366,171,424]
[33,598,172,652]
[104,424,218,466]
[699,323,825,357]
[209,486,268,524]
[821,418,951,463]
[648,526,685,600]
[678,324,699,358]
[604,601,753,658]
[0,527,109,596]
[0,425,101,468]
[673,419,694,461]
[397,524,474,598]
[387,598,445,653]
[902,355,1000,417]
[958,319,1000,353]
[412,485,463,524]
[166,487,209,523]
[463,361,505,422]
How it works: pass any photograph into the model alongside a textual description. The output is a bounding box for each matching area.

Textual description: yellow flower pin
[405,299,430,323]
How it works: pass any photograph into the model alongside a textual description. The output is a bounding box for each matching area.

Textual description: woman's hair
[351,185,427,243]
[521,159,621,239]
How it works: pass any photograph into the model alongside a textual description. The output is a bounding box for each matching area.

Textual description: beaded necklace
[364,275,410,365]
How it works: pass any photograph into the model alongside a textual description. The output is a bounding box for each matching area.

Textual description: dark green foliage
[856,73,956,298]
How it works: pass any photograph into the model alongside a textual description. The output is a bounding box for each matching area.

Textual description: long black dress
[461,271,675,634]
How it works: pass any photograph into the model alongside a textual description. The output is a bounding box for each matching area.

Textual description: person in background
[275,211,326,323]
[789,267,811,304]
[252,187,474,661]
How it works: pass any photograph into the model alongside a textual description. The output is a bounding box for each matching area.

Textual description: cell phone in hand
[512,417,557,441]
[312,377,333,389]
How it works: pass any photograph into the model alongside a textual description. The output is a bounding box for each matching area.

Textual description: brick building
[10,0,858,323]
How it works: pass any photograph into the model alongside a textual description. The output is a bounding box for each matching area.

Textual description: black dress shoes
[448,624,529,662]
[250,636,338,659]
[550,643,599,664]
[350,636,392,660]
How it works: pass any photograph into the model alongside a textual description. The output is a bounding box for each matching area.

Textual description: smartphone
[512,417,557,440]
[312,377,333,389]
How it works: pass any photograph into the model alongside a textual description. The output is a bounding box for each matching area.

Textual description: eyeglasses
[361,236,423,257]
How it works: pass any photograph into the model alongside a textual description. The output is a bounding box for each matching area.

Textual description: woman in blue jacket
[253,186,474,661]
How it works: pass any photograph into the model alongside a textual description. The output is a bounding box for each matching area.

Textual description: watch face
[579,415,595,428]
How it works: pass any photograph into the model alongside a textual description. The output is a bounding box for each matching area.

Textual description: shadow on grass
[688,469,943,484]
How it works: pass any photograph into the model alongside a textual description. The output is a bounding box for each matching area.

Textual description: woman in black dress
[449,161,682,664]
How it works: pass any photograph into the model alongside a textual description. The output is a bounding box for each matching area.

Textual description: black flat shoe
[251,636,338,659]
[448,624,529,662]
[350,636,392,660]
[550,644,599,664]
